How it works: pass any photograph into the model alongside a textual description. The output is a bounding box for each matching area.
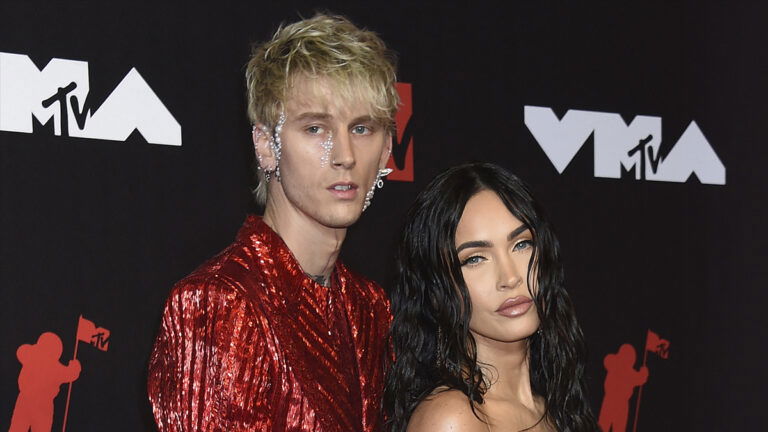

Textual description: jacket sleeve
[147,276,274,432]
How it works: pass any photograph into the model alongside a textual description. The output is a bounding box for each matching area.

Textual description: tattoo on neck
[307,273,329,287]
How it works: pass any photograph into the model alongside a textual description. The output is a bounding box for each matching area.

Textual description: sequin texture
[147,216,391,431]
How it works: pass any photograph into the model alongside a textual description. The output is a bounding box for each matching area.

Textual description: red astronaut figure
[598,344,649,432]
[9,332,81,432]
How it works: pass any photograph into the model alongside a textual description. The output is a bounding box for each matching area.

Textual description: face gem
[319,131,334,167]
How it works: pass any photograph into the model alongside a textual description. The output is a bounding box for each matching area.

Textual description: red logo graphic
[8,332,80,432]
[75,316,110,352]
[598,329,670,432]
[386,82,414,182]
[8,315,110,432]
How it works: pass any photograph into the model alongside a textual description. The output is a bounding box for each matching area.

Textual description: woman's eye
[513,239,533,252]
[460,255,486,266]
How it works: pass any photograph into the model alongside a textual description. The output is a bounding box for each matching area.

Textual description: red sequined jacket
[147,216,391,431]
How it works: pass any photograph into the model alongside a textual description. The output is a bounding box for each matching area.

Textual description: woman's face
[454,190,540,344]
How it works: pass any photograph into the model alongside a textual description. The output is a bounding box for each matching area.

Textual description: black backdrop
[1,2,766,430]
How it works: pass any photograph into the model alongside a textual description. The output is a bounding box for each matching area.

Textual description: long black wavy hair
[384,162,597,432]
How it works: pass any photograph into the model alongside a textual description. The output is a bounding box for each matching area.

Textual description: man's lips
[495,296,534,318]
[327,182,359,199]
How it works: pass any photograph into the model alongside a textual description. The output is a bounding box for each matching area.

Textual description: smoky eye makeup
[460,254,487,267]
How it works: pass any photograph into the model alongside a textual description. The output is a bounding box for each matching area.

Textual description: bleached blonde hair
[245,13,399,205]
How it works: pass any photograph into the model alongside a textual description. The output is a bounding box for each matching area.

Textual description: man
[147,13,398,431]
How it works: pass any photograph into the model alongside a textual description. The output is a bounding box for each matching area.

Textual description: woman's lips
[495,296,533,317]
[327,182,358,200]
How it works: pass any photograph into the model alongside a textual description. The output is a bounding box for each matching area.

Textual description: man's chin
[319,208,363,229]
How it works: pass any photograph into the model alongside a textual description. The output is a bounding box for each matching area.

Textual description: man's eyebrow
[507,224,530,241]
[456,240,492,254]
[293,112,332,122]
[349,115,376,125]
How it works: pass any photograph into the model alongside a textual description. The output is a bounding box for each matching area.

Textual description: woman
[384,162,597,431]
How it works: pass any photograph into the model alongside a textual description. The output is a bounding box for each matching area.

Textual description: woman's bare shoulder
[407,389,487,432]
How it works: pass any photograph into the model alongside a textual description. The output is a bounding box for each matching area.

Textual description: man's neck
[262,200,346,280]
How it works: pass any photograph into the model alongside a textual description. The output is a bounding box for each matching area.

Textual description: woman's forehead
[456,191,526,242]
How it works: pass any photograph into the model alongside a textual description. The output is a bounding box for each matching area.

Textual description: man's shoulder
[168,240,269,303]
[407,389,487,432]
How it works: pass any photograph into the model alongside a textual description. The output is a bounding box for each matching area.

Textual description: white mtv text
[524,105,725,185]
[0,52,181,146]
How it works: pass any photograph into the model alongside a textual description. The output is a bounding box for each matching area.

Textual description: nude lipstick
[495,296,533,318]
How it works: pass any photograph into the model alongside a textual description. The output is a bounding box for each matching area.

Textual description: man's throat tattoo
[307,273,330,287]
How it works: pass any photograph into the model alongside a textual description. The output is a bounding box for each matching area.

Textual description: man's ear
[378,132,393,170]
[253,124,277,172]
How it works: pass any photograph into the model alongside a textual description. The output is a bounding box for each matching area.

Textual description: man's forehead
[284,76,377,119]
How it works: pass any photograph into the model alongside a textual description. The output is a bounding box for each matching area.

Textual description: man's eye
[513,240,533,252]
[306,125,323,134]
[352,125,371,135]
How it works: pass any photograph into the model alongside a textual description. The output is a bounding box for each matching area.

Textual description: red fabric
[147,215,391,432]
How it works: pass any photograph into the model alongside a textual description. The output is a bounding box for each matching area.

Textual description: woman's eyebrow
[456,240,491,254]
[507,224,529,241]
[456,224,530,253]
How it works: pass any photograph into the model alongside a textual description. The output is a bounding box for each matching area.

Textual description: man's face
[266,76,391,229]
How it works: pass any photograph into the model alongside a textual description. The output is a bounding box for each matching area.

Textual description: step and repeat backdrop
[1,2,765,431]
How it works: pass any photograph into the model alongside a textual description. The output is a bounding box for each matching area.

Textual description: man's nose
[331,131,356,169]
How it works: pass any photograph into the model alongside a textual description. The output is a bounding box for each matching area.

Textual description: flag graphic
[76,315,110,351]
[645,329,670,359]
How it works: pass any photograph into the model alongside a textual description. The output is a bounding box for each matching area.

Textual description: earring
[362,168,393,211]
[271,112,286,182]
[253,125,274,183]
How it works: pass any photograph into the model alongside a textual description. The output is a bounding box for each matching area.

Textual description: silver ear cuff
[252,112,286,183]
[362,168,393,211]
[271,112,286,182]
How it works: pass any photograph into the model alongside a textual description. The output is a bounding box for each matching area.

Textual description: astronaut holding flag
[61,315,110,431]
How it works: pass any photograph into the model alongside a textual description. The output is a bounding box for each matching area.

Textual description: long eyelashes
[513,239,534,252]
[459,240,533,267]
[460,255,486,267]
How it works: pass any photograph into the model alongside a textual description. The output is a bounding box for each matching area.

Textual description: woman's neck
[473,333,538,409]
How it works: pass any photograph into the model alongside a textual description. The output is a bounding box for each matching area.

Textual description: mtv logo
[386,82,414,182]
[0,52,181,145]
[524,106,725,185]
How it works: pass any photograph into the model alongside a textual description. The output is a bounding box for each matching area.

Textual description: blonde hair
[245,13,400,205]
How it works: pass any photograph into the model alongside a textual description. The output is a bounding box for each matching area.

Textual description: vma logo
[524,105,725,185]
[0,52,181,146]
